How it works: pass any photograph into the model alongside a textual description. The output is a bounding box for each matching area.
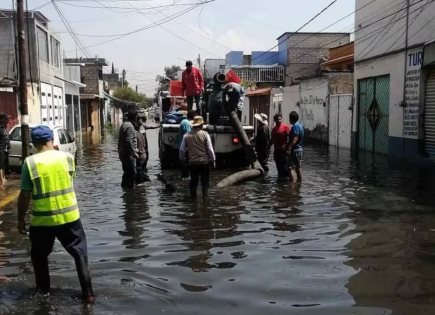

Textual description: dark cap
[185,60,193,66]
[31,125,53,143]
[0,113,11,120]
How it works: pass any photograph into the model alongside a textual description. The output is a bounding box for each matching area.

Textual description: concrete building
[203,59,225,83]
[263,42,354,147]
[224,51,285,89]
[63,64,85,134]
[102,68,123,128]
[0,10,65,126]
[353,0,435,161]
[64,57,108,132]
[277,32,351,86]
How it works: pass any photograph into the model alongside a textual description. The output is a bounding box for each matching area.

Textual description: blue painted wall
[351,132,433,164]
[225,51,243,66]
[251,51,279,65]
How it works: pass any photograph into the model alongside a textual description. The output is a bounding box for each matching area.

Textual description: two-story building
[0,10,66,126]
[225,50,285,126]
[277,32,351,86]
[353,0,435,162]
[64,57,108,132]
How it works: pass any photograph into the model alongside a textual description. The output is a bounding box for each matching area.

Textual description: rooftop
[277,32,351,40]
[0,9,49,24]
[64,58,108,66]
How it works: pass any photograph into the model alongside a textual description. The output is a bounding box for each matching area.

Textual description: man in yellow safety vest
[17,125,95,303]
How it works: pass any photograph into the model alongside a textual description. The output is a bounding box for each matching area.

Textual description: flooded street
[2,128,435,314]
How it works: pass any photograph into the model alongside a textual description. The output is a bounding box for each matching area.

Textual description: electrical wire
[251,0,339,64]
[369,0,433,59]
[60,1,207,38]
[56,0,208,11]
[72,1,214,51]
[288,0,432,79]
[124,0,226,57]
[51,0,91,57]
[354,1,408,60]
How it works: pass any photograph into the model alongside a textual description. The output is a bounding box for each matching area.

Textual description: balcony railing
[230,65,284,83]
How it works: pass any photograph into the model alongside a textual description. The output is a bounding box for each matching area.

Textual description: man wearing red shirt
[270,113,290,178]
[182,60,204,116]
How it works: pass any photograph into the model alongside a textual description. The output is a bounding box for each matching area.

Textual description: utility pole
[197,53,201,70]
[122,69,126,88]
[17,0,29,160]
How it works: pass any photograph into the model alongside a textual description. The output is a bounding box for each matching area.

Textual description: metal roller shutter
[424,69,435,158]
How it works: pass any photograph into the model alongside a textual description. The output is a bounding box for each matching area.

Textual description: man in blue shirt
[287,111,304,182]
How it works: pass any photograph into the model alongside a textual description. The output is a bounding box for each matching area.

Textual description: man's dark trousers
[187,95,202,116]
[29,219,94,297]
[189,164,210,198]
[120,154,136,188]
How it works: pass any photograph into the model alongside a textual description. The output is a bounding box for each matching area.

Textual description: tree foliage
[155,65,181,96]
[113,87,152,108]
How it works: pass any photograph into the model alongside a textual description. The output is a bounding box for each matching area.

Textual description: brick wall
[81,65,101,95]
[327,73,354,95]
[284,33,351,85]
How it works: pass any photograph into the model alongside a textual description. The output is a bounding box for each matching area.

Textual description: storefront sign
[404,48,423,139]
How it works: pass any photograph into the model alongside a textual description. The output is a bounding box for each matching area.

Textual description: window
[50,37,60,68]
[64,129,74,143]
[57,129,67,144]
[9,127,32,142]
[65,94,72,105]
[36,27,49,63]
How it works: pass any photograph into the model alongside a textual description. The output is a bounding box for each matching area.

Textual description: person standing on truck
[118,107,139,189]
[182,60,204,116]
[270,113,290,178]
[179,116,216,199]
[254,113,270,172]
[177,110,195,179]
[17,125,95,303]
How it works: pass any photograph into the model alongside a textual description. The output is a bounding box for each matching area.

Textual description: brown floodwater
[1,128,435,315]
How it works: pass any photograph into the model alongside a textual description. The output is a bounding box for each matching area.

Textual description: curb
[0,189,20,210]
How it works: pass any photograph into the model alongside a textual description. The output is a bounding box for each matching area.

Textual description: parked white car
[8,124,77,168]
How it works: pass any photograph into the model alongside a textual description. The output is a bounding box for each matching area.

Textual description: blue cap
[31,125,53,143]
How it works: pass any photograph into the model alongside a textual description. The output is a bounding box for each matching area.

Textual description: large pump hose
[216,110,264,188]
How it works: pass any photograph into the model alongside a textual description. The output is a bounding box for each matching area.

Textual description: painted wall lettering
[404,48,423,139]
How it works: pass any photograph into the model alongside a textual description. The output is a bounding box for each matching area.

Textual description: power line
[65,1,212,51]
[365,0,434,59]
[290,0,432,79]
[125,0,229,55]
[56,0,208,11]
[251,0,339,64]
[51,0,91,57]
[355,1,408,60]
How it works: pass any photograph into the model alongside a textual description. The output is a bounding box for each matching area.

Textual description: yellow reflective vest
[26,150,80,226]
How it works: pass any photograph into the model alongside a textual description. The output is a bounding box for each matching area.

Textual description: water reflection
[119,189,151,250]
[2,130,435,314]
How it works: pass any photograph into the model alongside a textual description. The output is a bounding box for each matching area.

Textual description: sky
[16,0,356,96]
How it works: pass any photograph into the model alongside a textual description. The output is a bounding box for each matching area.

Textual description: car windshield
[9,127,32,142]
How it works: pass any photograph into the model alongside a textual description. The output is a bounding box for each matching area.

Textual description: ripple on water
[2,131,435,314]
